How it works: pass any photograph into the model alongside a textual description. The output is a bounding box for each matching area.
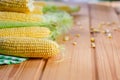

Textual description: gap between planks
[90,4,120,80]
[41,3,96,80]
[0,59,46,80]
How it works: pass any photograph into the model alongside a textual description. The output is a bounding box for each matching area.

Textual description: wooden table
[0,2,120,80]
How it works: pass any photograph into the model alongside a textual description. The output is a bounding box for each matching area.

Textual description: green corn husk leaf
[43,4,80,13]
[43,11,73,40]
[43,5,59,13]
[0,6,73,40]
[0,21,56,30]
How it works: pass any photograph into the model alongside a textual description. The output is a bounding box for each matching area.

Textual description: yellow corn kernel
[107,33,112,38]
[76,34,80,37]
[32,6,43,14]
[101,30,106,34]
[0,37,59,58]
[0,27,50,38]
[72,42,77,46]
[0,12,43,22]
[105,29,110,33]
[91,37,95,42]
[33,1,46,7]
[93,28,100,33]
[0,0,34,13]
[63,36,69,41]
[91,43,95,48]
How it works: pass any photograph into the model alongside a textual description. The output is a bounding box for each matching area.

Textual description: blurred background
[40,0,120,2]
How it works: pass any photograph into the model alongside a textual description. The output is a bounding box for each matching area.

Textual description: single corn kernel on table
[0,1,120,80]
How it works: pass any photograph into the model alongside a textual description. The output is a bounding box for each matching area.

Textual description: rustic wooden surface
[90,4,120,80]
[0,2,120,80]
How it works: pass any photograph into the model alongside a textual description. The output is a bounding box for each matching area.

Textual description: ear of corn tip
[0,0,35,13]
[0,37,59,58]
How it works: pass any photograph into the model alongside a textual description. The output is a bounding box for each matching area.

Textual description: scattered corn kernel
[63,36,69,41]
[107,33,112,38]
[93,29,100,33]
[91,37,95,42]
[72,42,77,46]
[76,34,80,37]
[101,30,106,34]
[105,29,110,33]
[111,21,116,25]
[91,43,96,48]
[105,22,117,26]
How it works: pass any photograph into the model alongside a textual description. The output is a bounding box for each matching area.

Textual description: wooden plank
[93,2,111,7]
[118,15,120,21]
[111,2,120,14]
[90,4,120,80]
[0,59,45,80]
[41,3,95,80]
[111,2,120,8]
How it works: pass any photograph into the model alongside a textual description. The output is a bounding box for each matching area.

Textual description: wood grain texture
[90,4,120,80]
[93,2,111,7]
[0,59,45,80]
[118,15,120,20]
[41,3,95,80]
[111,2,120,14]
[0,2,120,80]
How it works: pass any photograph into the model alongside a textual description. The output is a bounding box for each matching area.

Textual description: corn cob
[58,5,80,13]
[33,1,46,7]
[0,37,59,58]
[32,6,43,14]
[0,0,34,13]
[0,0,31,3]
[0,12,43,22]
[0,27,51,38]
